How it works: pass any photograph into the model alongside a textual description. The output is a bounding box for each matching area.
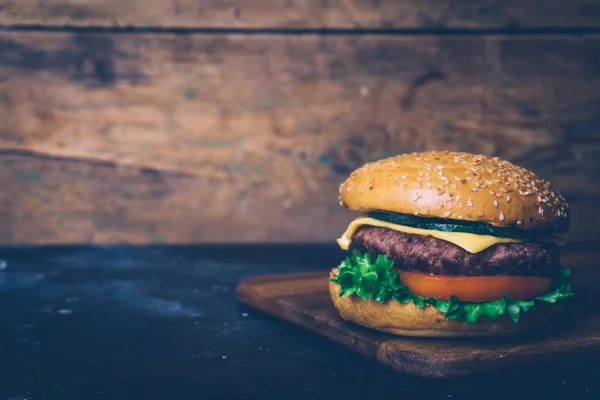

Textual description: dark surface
[353,226,559,276]
[0,245,598,400]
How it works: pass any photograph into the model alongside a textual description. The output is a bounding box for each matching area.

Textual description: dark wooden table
[0,245,598,399]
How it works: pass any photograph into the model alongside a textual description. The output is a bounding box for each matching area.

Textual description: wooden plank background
[0,2,599,244]
[2,1,600,29]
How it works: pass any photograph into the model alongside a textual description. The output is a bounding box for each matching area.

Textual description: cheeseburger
[329,151,572,337]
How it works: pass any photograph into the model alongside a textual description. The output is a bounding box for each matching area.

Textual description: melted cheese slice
[336,216,524,253]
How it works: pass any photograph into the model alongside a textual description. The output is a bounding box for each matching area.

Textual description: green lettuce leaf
[373,282,392,303]
[357,271,377,299]
[330,251,573,325]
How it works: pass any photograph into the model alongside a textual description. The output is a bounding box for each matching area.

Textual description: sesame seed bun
[338,151,569,233]
[329,268,555,337]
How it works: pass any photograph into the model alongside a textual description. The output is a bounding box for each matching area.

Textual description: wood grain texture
[236,250,600,378]
[1,32,599,243]
[1,0,600,29]
[236,271,391,357]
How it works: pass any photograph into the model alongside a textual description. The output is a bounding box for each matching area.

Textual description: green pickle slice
[367,211,535,239]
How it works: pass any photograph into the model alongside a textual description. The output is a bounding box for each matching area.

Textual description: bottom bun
[329,268,555,338]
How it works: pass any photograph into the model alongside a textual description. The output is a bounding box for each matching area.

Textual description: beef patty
[351,226,560,277]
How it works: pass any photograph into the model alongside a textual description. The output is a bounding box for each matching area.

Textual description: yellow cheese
[336,217,523,253]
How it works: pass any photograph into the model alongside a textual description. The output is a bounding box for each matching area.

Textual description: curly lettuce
[330,251,572,324]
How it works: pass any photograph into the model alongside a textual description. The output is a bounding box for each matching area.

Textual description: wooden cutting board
[237,268,600,378]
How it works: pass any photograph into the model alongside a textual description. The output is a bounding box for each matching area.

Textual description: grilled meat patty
[351,226,560,277]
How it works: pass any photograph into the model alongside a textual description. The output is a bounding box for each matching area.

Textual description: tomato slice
[399,271,552,302]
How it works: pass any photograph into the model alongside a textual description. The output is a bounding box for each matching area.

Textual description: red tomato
[399,271,552,302]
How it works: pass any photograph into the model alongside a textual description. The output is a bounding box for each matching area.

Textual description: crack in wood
[0,148,195,178]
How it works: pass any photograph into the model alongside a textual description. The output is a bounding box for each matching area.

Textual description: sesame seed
[472,187,478,192]
[451,183,458,189]
[395,181,401,186]
[414,210,420,216]
[489,190,495,195]
[468,199,474,207]
[339,200,344,206]
[444,211,451,217]
[493,200,499,208]
[500,187,507,193]
[427,182,432,188]
[440,175,448,181]
[416,182,421,189]
[455,195,461,202]
[538,196,542,202]
[400,174,407,179]
[412,193,422,201]
[402,184,407,191]
[438,188,446,195]
[477,212,484,217]
[457,215,463,219]
[368,183,373,190]
[539,207,544,216]
[453,176,461,181]
[506,196,511,203]
[517,220,523,226]
[438,200,445,208]
[496,193,502,198]
[500,212,505,221]
[359,188,365,194]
